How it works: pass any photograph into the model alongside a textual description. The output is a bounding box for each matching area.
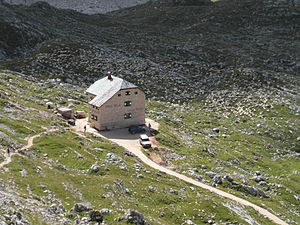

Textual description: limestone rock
[89,162,100,173]
[89,210,103,223]
[213,175,223,184]
[100,208,111,215]
[125,209,145,225]
[73,203,91,213]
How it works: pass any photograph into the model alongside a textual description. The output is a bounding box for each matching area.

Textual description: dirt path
[73,118,287,225]
[0,152,12,169]
[0,129,57,169]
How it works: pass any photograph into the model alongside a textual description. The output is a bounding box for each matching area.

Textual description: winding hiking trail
[74,118,288,225]
[0,129,57,169]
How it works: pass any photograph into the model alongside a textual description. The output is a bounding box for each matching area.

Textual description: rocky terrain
[0,0,299,224]
[0,71,280,225]
[1,0,149,14]
[0,0,299,102]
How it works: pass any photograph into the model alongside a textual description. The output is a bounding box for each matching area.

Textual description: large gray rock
[224,174,234,183]
[213,175,223,184]
[73,203,91,212]
[205,171,216,178]
[89,210,103,223]
[170,189,179,195]
[252,175,266,183]
[125,209,145,225]
[100,208,112,215]
[89,162,100,173]
[21,169,28,177]
[148,186,157,193]
[242,185,268,198]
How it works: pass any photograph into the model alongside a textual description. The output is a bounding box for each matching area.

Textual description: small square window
[124,113,132,119]
[118,93,121,96]
[125,91,131,96]
[124,101,132,107]
[134,91,138,95]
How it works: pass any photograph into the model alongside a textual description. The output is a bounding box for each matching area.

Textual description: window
[124,113,132,119]
[91,114,98,121]
[135,91,138,95]
[118,93,121,96]
[125,91,131,96]
[124,101,132,107]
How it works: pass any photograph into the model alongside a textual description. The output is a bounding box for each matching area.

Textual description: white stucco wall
[87,93,96,122]
[89,88,145,130]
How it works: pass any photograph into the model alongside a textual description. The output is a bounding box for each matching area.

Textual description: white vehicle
[139,134,151,148]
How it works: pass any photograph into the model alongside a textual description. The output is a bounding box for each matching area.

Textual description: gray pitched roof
[121,79,137,89]
[86,75,139,107]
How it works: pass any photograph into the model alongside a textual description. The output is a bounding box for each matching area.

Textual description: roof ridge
[120,79,137,90]
[86,76,140,108]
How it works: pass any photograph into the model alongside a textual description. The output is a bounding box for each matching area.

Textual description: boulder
[194,174,203,181]
[48,204,57,214]
[212,127,220,133]
[205,171,216,178]
[252,176,266,183]
[125,209,145,225]
[100,208,111,215]
[73,203,91,213]
[57,204,66,214]
[46,101,55,109]
[185,219,195,224]
[148,186,157,193]
[200,164,208,169]
[213,175,223,184]
[89,210,103,223]
[224,174,233,182]
[242,185,268,198]
[94,148,104,152]
[106,153,120,161]
[89,162,100,173]
[170,189,179,195]
[21,169,28,177]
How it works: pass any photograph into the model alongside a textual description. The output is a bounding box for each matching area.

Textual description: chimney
[107,72,113,81]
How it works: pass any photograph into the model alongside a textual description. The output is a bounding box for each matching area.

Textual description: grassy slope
[146,86,300,224]
[0,71,276,224]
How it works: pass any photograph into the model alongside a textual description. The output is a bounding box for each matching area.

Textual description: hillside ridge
[1,0,150,14]
[0,0,299,224]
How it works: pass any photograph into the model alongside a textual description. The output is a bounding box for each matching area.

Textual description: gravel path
[73,118,288,225]
[0,129,57,169]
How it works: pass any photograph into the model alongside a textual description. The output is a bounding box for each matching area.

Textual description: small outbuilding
[86,75,145,130]
[75,110,85,119]
[57,107,74,119]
